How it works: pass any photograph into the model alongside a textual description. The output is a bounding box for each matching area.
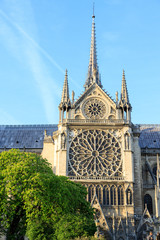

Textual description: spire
[120,70,130,106]
[59,69,71,109]
[84,11,102,90]
[61,69,70,103]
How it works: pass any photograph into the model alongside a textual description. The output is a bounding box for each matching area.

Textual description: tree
[0,149,96,240]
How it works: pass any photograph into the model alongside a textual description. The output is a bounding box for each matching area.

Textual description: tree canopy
[0,149,96,240]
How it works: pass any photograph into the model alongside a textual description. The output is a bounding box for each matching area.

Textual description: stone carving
[61,133,66,149]
[68,130,122,177]
[125,133,130,150]
[83,98,107,119]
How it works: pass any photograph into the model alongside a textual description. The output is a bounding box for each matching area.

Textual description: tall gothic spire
[59,69,71,109]
[61,70,69,103]
[119,70,131,108]
[84,11,103,90]
[120,70,130,104]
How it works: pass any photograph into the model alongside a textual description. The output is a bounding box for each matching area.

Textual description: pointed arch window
[111,185,116,205]
[103,185,110,205]
[144,194,153,215]
[118,185,124,205]
[96,185,102,204]
[88,185,95,203]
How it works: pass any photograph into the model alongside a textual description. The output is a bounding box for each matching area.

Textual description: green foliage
[0,149,96,239]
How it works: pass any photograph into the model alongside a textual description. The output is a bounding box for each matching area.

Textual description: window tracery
[83,98,107,119]
[68,130,122,178]
[87,184,125,206]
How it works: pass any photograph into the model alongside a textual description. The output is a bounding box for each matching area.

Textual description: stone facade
[41,15,160,240]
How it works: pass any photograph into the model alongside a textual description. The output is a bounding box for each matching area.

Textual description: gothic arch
[118,185,124,205]
[88,185,95,203]
[124,132,130,150]
[96,185,102,205]
[110,185,116,205]
[144,194,153,215]
[103,185,110,205]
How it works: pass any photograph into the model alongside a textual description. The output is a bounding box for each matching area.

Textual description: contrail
[0,9,81,89]
[0,9,65,74]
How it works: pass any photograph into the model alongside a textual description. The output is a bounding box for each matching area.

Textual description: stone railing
[68,176,124,181]
[62,119,129,124]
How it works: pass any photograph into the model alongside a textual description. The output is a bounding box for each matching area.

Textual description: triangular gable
[91,193,110,231]
[74,83,116,108]
[117,217,126,238]
[137,205,153,233]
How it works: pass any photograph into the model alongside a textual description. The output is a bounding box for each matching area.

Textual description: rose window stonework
[83,98,107,119]
[68,130,122,178]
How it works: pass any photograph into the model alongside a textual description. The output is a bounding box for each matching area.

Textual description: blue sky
[0,0,160,124]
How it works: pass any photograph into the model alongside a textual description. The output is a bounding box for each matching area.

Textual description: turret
[59,70,71,122]
[118,70,132,121]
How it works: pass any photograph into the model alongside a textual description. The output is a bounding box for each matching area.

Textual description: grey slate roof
[0,124,159,150]
[139,125,160,149]
[0,125,58,149]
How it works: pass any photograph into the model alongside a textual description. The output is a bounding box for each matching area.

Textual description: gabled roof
[0,124,58,149]
[75,83,116,108]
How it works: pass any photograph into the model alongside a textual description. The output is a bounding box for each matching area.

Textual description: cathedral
[0,13,160,240]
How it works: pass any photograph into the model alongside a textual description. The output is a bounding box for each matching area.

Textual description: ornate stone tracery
[83,98,107,119]
[68,129,122,178]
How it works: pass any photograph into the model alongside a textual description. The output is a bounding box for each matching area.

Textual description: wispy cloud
[0,0,66,123]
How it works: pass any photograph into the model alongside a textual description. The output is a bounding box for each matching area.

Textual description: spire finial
[84,9,103,90]
[60,69,70,104]
[92,2,95,18]
[121,69,129,103]
[119,69,132,111]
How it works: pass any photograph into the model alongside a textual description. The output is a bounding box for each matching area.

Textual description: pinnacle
[61,69,70,104]
[121,69,130,104]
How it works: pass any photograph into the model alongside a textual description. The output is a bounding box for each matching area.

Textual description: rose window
[83,98,107,119]
[68,130,122,178]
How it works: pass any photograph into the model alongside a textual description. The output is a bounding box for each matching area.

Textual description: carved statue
[125,134,130,150]
[61,133,66,149]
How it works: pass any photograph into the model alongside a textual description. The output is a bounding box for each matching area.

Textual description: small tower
[84,12,102,90]
[118,70,132,121]
[59,70,71,122]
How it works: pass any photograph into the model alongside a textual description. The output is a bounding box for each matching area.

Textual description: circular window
[68,130,122,177]
[83,98,107,119]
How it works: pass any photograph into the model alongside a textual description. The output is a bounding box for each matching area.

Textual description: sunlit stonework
[83,98,107,119]
[68,130,122,177]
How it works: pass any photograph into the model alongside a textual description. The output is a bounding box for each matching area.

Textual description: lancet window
[118,185,124,205]
[88,185,95,203]
[87,184,125,206]
[103,185,110,205]
[96,185,102,204]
